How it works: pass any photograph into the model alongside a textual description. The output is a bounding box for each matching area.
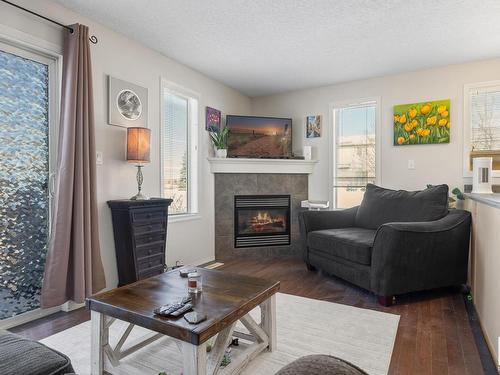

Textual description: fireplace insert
[234,195,291,248]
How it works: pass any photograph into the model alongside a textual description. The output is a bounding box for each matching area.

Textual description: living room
[1,0,499,374]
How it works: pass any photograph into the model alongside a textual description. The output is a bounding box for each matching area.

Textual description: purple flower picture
[206,106,221,131]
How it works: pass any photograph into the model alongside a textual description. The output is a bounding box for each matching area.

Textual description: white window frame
[159,78,200,221]
[329,97,381,209]
[0,28,62,329]
[463,80,500,179]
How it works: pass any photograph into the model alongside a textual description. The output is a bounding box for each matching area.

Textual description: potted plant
[210,127,229,158]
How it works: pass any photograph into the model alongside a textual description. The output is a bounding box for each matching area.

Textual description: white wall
[251,59,500,202]
[0,0,251,289]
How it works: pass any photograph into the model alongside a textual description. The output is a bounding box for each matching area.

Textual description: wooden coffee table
[86,268,280,375]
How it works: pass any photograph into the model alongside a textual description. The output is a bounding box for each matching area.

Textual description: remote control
[170,303,193,317]
[154,296,194,317]
[155,303,183,315]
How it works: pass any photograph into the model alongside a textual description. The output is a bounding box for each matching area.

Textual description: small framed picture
[108,76,148,128]
[306,115,321,138]
[206,106,221,131]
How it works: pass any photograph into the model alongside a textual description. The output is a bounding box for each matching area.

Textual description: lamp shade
[127,127,151,164]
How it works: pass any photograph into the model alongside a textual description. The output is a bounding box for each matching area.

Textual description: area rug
[41,293,399,375]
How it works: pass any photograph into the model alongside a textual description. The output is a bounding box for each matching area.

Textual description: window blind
[163,91,189,214]
[470,88,500,151]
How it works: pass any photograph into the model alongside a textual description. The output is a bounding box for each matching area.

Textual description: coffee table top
[86,268,280,345]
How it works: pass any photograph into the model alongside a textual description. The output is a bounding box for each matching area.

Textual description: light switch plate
[96,151,103,165]
[408,159,415,169]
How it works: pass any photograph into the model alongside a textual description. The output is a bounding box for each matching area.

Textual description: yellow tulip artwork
[394,99,450,145]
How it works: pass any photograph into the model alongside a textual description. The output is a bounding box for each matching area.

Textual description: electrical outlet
[96,151,103,165]
[408,159,415,170]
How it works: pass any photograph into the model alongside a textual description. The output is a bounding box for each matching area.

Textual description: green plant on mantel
[209,127,229,150]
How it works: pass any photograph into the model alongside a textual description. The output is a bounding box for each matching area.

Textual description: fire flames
[248,211,285,232]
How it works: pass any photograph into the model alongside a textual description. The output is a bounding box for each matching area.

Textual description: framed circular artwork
[116,89,142,120]
[108,76,148,128]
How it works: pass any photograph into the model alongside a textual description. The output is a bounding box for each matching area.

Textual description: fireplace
[234,195,291,248]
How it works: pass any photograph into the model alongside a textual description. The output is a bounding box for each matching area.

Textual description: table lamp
[127,127,151,200]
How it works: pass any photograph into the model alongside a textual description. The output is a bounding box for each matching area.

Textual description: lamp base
[130,164,149,200]
[130,192,149,200]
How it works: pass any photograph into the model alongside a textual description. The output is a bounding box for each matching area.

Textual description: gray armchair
[299,184,471,306]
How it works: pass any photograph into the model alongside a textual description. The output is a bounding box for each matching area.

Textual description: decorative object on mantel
[306,115,321,138]
[127,127,151,200]
[472,157,493,194]
[394,99,450,145]
[205,106,221,131]
[301,200,330,210]
[108,76,148,128]
[303,145,312,160]
[210,127,229,158]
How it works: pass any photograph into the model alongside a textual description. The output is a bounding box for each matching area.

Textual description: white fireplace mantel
[207,157,318,174]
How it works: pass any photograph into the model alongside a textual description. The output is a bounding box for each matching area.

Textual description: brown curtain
[41,24,106,308]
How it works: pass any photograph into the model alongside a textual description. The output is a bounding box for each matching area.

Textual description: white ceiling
[55,0,500,97]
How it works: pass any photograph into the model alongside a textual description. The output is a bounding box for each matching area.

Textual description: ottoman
[0,330,74,375]
[275,354,368,375]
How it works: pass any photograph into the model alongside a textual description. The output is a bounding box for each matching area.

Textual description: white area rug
[41,293,399,375]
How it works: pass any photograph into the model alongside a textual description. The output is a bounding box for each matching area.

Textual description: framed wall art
[108,76,148,128]
[394,99,450,145]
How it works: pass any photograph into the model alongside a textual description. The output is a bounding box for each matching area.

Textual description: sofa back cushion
[355,184,449,229]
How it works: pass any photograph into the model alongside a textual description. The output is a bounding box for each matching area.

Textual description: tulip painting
[394,99,450,145]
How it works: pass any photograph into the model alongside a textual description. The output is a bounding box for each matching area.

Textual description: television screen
[226,115,292,158]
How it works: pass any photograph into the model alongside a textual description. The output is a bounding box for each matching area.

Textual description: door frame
[329,97,381,209]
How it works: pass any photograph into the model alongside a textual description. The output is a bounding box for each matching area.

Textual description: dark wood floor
[10,257,488,374]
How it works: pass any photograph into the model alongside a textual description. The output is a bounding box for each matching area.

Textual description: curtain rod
[1,0,98,44]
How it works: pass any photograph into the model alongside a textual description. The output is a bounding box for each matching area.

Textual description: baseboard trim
[463,294,498,374]
[61,301,85,312]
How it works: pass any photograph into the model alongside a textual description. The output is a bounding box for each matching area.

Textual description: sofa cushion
[355,184,449,229]
[308,227,376,265]
[0,330,74,375]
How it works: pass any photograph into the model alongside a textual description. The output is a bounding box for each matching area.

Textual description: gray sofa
[299,184,471,306]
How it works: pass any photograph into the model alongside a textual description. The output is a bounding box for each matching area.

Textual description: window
[161,80,198,216]
[0,41,58,320]
[464,82,500,176]
[332,100,377,208]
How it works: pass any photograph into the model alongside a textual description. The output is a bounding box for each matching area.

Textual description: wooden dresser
[107,198,172,286]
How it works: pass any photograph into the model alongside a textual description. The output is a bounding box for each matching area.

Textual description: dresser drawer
[137,254,164,273]
[132,221,166,235]
[134,231,165,246]
[135,244,164,260]
[138,265,164,280]
[131,208,167,223]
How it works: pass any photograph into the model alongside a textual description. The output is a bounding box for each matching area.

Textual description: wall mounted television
[226,115,292,158]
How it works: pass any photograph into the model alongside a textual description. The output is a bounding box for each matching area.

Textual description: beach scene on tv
[227,116,292,158]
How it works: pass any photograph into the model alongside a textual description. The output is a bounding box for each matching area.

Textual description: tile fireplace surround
[214,173,308,259]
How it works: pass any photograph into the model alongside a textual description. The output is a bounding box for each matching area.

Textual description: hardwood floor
[9,257,490,374]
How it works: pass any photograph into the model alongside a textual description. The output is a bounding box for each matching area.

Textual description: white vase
[215,149,227,158]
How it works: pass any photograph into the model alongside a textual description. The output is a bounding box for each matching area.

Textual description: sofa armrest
[298,206,358,234]
[298,207,358,263]
[370,209,472,296]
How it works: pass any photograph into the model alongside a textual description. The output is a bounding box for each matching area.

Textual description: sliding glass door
[0,42,57,320]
